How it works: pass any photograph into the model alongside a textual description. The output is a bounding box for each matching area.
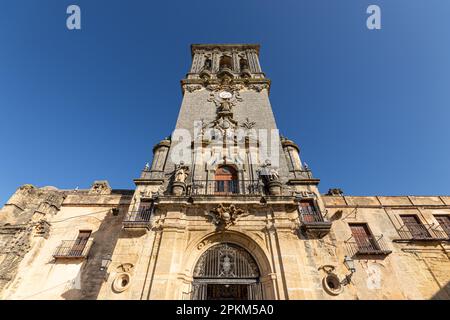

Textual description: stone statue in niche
[174,162,189,183]
[269,167,280,181]
[258,160,280,182]
[258,160,282,195]
[203,58,212,71]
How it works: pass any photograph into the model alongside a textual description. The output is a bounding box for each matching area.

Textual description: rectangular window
[349,223,379,253]
[400,215,431,239]
[137,202,153,221]
[434,215,450,238]
[299,200,322,222]
[69,230,91,257]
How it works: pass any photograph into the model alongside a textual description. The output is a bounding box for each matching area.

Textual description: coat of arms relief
[205,204,247,229]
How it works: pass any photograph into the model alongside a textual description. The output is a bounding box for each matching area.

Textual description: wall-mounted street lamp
[342,255,356,285]
[100,254,112,281]
[100,254,112,271]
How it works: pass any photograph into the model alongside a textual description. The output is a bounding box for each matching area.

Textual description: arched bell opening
[191,243,263,300]
[219,55,233,71]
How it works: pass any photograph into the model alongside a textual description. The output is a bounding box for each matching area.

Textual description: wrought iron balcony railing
[189,180,262,196]
[397,224,449,241]
[298,209,332,237]
[53,240,93,259]
[123,208,153,229]
[300,210,326,223]
[345,234,392,256]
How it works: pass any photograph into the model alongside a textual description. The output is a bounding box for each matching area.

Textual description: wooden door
[214,166,238,194]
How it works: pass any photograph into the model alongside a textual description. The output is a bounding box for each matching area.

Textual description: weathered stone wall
[1,183,449,300]
[92,194,449,300]
[322,195,450,300]
[0,183,132,300]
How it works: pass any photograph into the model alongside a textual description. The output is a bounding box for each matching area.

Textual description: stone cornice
[191,44,260,57]
[133,179,165,186]
[181,78,271,95]
[287,178,320,185]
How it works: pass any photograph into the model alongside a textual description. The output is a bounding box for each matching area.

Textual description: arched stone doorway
[191,243,263,300]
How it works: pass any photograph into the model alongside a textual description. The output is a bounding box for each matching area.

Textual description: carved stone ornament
[183,84,203,93]
[205,204,246,228]
[207,88,242,111]
[34,220,51,238]
[117,263,134,273]
[247,83,269,92]
[204,83,243,133]
[89,181,111,195]
[295,191,316,199]
[257,160,280,183]
[112,273,131,293]
[174,163,189,183]
[240,117,256,130]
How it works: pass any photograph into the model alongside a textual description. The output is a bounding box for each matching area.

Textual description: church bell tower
[120,44,332,300]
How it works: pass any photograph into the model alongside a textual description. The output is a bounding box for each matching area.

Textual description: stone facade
[0,44,449,300]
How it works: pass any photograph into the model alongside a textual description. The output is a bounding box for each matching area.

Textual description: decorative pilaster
[190,51,205,73]
[190,53,199,73]
[212,49,220,73]
[232,49,239,72]
[246,49,261,73]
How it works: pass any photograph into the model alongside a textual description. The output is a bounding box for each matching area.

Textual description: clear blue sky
[1,0,449,204]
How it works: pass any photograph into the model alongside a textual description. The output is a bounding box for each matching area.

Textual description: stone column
[190,52,201,73]
[146,210,187,299]
[232,49,239,72]
[247,140,259,180]
[212,49,220,73]
[247,49,261,73]
[253,50,262,73]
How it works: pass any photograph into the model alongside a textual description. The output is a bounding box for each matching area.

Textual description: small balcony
[189,180,262,196]
[123,208,153,229]
[53,240,93,259]
[396,224,449,242]
[345,234,392,256]
[299,210,332,237]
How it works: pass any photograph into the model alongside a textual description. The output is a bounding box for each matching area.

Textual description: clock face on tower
[219,91,232,99]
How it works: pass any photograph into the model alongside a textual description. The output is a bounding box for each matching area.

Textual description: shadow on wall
[59,194,130,300]
[431,281,450,300]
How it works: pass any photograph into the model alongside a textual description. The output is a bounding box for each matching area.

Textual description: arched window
[219,55,233,70]
[239,58,249,71]
[203,58,212,71]
[214,165,238,194]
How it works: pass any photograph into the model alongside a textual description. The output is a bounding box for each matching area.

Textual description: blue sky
[0,0,449,204]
